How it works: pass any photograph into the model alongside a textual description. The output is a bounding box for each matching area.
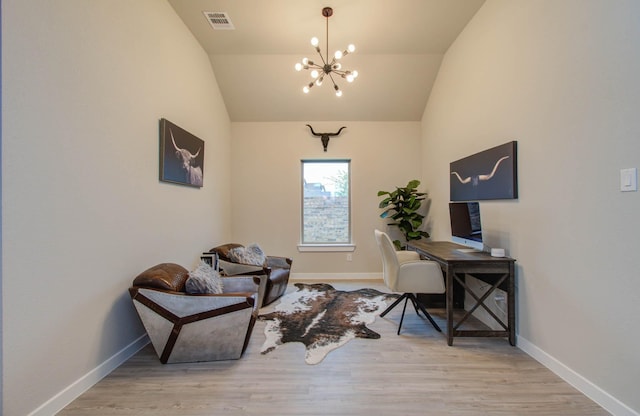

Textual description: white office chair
[374,229,446,334]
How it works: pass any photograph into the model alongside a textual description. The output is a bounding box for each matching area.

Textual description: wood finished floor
[59,280,608,415]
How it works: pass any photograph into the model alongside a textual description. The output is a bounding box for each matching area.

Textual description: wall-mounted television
[449,201,484,251]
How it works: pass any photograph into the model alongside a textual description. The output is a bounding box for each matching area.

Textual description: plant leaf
[407,179,420,189]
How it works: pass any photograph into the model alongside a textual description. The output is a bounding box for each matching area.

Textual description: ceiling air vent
[203,11,235,30]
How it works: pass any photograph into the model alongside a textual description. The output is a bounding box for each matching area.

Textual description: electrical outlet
[346,253,353,261]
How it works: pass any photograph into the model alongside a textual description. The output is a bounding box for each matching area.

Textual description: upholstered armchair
[129,262,264,364]
[205,243,293,307]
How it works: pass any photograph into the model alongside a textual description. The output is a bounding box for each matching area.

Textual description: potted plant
[378,179,429,250]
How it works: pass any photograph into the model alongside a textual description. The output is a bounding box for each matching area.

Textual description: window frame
[298,159,354,252]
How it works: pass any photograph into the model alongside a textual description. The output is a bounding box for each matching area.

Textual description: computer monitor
[449,201,484,251]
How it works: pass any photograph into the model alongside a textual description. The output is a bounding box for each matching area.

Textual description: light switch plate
[620,168,637,192]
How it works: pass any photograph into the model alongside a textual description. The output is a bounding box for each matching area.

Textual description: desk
[406,240,516,346]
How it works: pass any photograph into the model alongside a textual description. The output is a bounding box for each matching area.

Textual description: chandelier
[295,7,358,97]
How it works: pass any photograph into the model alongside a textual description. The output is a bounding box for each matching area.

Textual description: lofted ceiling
[167,0,485,122]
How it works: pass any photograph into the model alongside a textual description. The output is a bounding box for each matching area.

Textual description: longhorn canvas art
[159,118,204,188]
[450,141,518,201]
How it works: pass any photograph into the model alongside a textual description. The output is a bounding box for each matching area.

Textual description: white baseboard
[29,335,150,416]
[30,299,637,416]
[517,336,638,416]
[291,272,383,281]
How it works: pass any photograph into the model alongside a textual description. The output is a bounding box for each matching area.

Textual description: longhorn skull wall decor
[306,124,346,152]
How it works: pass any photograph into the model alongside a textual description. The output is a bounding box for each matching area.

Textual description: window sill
[297,244,356,252]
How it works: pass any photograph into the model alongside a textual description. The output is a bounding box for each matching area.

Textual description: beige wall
[2,1,232,415]
[421,0,640,413]
[4,0,639,415]
[230,122,422,278]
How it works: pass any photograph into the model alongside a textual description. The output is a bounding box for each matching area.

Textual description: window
[300,160,351,248]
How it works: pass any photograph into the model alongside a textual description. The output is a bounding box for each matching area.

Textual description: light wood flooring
[59,280,608,415]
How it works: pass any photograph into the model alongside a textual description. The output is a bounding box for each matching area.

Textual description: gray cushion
[228,243,266,266]
[186,260,224,294]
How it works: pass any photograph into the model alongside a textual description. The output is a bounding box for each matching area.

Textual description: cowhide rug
[258,283,398,365]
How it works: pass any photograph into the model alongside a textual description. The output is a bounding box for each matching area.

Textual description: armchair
[205,243,293,307]
[129,262,263,363]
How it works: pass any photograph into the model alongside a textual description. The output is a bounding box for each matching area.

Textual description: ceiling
[167,0,485,122]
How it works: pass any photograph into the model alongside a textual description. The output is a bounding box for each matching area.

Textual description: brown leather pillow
[132,263,189,292]
[208,243,244,261]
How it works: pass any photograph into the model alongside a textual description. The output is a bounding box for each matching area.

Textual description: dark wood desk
[406,240,516,346]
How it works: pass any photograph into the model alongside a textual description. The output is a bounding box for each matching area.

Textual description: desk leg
[446,265,454,346]
[508,262,516,346]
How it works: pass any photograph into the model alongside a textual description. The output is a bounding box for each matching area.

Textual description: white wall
[230,122,422,277]
[2,1,232,415]
[421,0,640,414]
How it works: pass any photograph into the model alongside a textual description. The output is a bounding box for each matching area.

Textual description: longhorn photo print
[450,141,518,201]
[159,118,204,188]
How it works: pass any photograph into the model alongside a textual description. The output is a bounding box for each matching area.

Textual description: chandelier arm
[327,71,340,89]
[315,48,328,67]
[303,61,323,74]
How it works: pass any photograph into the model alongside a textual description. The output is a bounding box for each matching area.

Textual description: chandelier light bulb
[333,63,342,70]
[310,69,319,79]
[311,37,319,47]
[295,62,303,71]
[352,70,358,78]
[346,74,354,82]
[315,76,324,86]
[302,57,309,65]
[335,89,343,97]
[348,44,355,53]
[304,82,315,94]
[334,50,343,60]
